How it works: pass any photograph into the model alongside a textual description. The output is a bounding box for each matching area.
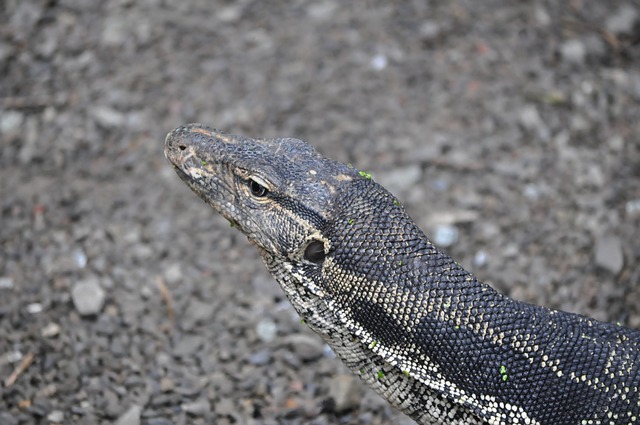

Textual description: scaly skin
[165,123,640,425]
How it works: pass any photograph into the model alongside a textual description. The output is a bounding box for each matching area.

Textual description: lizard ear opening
[304,240,326,264]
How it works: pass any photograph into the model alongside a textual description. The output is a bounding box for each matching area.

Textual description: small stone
[0,412,17,425]
[181,399,210,416]
[432,224,458,247]
[218,5,242,22]
[432,179,449,192]
[370,54,387,71]
[160,377,174,392]
[625,199,640,218]
[1,350,23,365]
[215,398,236,416]
[473,250,489,268]
[163,263,182,284]
[519,105,543,130]
[606,5,639,35]
[256,318,278,343]
[115,404,141,425]
[247,348,271,366]
[47,410,64,423]
[534,6,551,26]
[594,235,624,274]
[560,39,586,64]
[307,2,337,21]
[0,277,13,289]
[323,344,336,358]
[91,105,125,128]
[0,111,24,135]
[73,249,87,269]
[608,135,625,151]
[102,15,128,47]
[41,322,61,338]
[284,334,325,362]
[523,184,541,201]
[184,298,215,325]
[378,165,422,195]
[72,277,106,316]
[419,20,441,41]
[328,375,361,413]
[173,334,205,357]
[27,303,43,314]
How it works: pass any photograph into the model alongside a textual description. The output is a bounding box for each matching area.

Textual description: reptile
[164,123,640,425]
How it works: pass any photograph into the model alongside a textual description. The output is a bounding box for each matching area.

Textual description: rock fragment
[72,277,106,316]
[329,375,361,412]
[284,333,325,362]
[606,5,639,35]
[115,404,141,425]
[594,235,624,275]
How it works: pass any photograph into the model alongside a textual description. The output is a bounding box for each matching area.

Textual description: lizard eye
[249,178,269,197]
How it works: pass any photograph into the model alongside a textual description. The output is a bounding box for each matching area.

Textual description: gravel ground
[1,1,639,424]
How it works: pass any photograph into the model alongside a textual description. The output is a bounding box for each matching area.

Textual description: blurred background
[1,1,639,424]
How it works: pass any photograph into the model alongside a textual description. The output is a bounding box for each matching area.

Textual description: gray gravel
[1,1,639,424]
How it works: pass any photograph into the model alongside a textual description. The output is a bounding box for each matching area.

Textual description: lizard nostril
[178,144,187,151]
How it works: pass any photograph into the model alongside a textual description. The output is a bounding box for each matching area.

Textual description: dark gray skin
[165,123,640,425]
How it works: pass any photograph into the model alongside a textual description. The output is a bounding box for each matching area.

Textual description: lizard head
[164,123,358,277]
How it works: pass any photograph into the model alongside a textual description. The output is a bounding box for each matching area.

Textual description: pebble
[0,277,13,289]
[41,322,61,338]
[163,263,182,284]
[419,20,442,41]
[159,377,174,392]
[1,350,23,365]
[0,111,24,135]
[46,410,64,423]
[323,344,336,359]
[181,399,210,416]
[432,224,459,247]
[370,54,388,71]
[560,39,586,64]
[73,248,88,269]
[0,412,17,425]
[90,105,125,128]
[114,404,141,425]
[284,333,325,362]
[473,250,489,268]
[625,199,640,218]
[378,165,422,195]
[247,348,272,366]
[606,5,639,35]
[215,397,236,416]
[72,277,106,316]
[594,235,624,275]
[256,318,278,343]
[101,15,128,47]
[27,303,44,314]
[173,334,205,357]
[328,375,361,412]
[518,104,550,141]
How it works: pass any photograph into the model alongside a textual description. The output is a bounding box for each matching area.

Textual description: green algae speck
[500,365,508,382]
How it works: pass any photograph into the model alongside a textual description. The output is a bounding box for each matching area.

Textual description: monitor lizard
[164,123,640,425]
